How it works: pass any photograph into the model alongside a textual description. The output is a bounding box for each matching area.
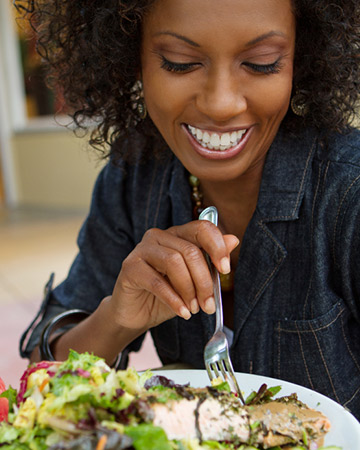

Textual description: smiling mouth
[187,125,247,151]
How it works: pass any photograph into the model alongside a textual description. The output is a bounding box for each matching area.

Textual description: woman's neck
[199,172,261,240]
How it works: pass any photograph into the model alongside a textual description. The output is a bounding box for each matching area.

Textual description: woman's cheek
[256,76,292,119]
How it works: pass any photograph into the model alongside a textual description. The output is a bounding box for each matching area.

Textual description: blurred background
[0,1,160,390]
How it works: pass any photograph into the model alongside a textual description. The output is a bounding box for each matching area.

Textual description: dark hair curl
[14,0,360,161]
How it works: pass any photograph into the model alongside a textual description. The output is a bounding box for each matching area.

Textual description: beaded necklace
[189,174,234,292]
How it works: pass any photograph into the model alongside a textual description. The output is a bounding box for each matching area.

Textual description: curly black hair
[14,0,360,161]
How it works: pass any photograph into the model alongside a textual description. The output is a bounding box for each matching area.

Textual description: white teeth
[220,133,230,146]
[187,125,247,151]
[202,132,210,144]
[230,131,237,143]
[237,130,246,139]
[210,134,220,147]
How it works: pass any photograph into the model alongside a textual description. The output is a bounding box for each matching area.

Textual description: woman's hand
[47,220,239,365]
[108,220,239,332]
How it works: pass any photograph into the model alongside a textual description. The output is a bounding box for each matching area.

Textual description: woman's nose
[195,69,247,122]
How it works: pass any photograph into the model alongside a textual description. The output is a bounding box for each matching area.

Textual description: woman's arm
[31,221,238,364]
[30,295,147,365]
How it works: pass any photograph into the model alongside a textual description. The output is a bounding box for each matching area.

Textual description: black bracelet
[39,309,123,369]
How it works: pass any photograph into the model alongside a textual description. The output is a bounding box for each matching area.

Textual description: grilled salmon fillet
[149,387,330,448]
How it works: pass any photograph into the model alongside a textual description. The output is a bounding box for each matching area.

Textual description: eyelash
[160,55,283,75]
[243,59,283,75]
[160,56,198,73]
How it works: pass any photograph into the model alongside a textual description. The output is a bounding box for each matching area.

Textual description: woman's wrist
[100,295,149,343]
[40,309,90,361]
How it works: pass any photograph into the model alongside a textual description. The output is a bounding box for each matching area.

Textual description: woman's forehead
[142,0,296,45]
[144,0,295,23]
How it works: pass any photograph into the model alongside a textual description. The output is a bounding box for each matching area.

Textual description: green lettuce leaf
[0,443,29,449]
[0,422,20,443]
[210,381,231,393]
[125,423,172,450]
[0,386,18,413]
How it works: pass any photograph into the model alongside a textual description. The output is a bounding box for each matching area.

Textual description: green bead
[189,174,200,187]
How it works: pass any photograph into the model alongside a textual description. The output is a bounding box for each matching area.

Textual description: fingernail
[220,257,231,274]
[179,306,191,320]
[190,299,199,314]
[204,297,216,314]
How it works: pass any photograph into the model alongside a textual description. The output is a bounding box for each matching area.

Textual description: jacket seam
[255,220,286,302]
[322,160,330,189]
[261,136,317,222]
[277,305,345,333]
[341,311,360,407]
[332,173,360,268]
[145,160,159,230]
[309,321,340,402]
[295,321,315,390]
[302,160,323,319]
[291,136,317,217]
[344,385,360,408]
[153,160,171,227]
[341,313,360,373]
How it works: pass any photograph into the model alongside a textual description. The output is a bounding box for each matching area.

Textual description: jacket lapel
[231,129,318,349]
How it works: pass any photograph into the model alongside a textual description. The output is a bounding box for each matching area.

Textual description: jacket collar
[257,127,318,221]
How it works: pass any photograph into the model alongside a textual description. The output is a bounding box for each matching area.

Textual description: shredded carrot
[39,379,49,392]
[96,434,108,450]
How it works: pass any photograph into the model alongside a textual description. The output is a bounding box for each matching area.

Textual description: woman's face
[141,0,295,183]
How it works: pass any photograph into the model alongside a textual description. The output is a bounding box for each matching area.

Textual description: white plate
[154,369,360,449]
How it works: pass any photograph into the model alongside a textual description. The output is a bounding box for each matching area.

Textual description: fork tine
[224,359,246,404]
[210,359,246,405]
[219,359,229,382]
[212,362,221,379]
[219,359,236,390]
[205,363,214,381]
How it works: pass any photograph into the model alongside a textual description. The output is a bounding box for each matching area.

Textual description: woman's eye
[243,59,283,75]
[160,56,199,73]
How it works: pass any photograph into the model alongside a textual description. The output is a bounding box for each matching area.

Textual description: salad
[0,351,340,450]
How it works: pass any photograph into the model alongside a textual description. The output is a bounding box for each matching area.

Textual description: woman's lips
[182,123,252,160]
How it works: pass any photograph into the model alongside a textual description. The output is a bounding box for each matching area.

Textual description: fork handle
[208,262,223,333]
[199,206,224,333]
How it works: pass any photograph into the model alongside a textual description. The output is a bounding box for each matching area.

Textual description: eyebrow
[154,29,286,48]
[246,31,287,46]
[154,31,200,47]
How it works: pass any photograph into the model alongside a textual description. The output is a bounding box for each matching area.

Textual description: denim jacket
[21,126,360,420]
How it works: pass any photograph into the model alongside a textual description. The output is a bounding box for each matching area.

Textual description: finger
[121,256,192,320]
[165,239,214,313]
[223,234,240,253]
[142,229,216,312]
[139,242,200,313]
[168,221,236,274]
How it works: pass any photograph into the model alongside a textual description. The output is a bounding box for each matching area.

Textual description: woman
[17,0,360,419]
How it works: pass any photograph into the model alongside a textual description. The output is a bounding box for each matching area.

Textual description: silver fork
[199,206,245,404]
